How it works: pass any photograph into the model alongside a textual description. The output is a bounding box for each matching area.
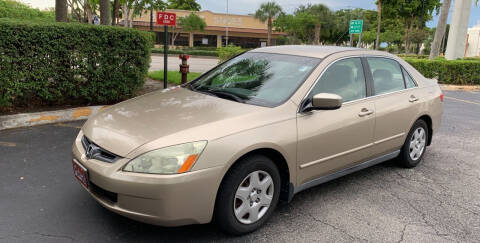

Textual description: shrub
[404,58,480,85]
[218,45,244,63]
[0,19,152,108]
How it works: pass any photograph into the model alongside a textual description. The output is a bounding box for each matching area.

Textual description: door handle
[409,95,419,103]
[358,108,374,117]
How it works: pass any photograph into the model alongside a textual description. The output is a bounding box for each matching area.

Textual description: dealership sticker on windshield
[72,159,89,189]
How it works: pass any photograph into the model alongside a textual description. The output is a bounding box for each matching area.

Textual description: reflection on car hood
[82,87,264,157]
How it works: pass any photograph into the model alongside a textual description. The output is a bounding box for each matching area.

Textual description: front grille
[81,136,120,163]
[90,182,118,203]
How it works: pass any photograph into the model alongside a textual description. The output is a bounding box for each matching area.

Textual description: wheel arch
[417,114,433,146]
[218,147,294,204]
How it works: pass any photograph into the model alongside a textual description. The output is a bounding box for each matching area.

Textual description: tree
[167,0,200,10]
[254,2,283,46]
[299,4,334,45]
[429,0,451,59]
[112,0,120,25]
[99,0,110,25]
[171,13,206,46]
[375,0,382,49]
[55,0,67,22]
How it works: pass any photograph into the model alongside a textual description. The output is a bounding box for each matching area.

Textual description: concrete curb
[0,105,109,131]
[440,84,480,91]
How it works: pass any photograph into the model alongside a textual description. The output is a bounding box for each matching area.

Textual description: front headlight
[123,141,207,174]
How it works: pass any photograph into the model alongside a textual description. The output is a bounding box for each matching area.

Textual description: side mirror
[304,93,343,112]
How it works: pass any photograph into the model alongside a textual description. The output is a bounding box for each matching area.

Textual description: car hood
[82,87,266,157]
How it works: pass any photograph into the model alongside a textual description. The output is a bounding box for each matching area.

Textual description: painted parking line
[445,96,480,106]
[0,141,17,147]
[54,123,82,129]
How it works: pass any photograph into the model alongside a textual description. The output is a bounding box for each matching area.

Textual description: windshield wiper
[195,87,246,103]
[207,90,246,103]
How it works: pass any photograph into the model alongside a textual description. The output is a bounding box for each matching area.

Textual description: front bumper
[72,132,224,226]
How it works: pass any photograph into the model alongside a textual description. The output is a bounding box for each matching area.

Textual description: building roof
[250,45,363,58]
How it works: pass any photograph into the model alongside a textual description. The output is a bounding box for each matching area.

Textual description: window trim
[298,56,369,112]
[401,66,418,88]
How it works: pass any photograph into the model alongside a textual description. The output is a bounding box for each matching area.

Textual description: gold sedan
[72,46,443,235]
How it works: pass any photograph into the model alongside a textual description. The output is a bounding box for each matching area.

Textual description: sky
[18,0,480,28]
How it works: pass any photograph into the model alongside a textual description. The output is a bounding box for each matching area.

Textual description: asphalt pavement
[149,55,218,73]
[0,90,479,242]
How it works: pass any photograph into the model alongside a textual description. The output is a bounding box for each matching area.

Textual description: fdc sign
[157,12,176,26]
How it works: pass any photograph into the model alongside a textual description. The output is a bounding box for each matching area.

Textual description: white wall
[465,23,480,57]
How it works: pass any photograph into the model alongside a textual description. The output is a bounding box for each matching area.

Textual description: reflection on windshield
[188,52,321,107]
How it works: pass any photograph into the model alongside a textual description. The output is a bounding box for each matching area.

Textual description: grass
[148,70,202,85]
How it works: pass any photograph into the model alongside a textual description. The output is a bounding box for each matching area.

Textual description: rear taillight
[440,93,444,102]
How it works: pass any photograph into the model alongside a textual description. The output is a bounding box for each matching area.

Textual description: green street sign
[349,19,363,34]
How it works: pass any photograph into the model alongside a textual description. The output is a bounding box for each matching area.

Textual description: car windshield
[187,52,321,107]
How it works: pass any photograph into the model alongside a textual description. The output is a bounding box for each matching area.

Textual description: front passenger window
[309,58,366,103]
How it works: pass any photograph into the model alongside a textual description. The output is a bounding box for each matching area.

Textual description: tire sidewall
[401,119,428,168]
[215,155,281,235]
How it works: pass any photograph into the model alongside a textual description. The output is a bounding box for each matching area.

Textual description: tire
[215,154,281,235]
[398,119,429,168]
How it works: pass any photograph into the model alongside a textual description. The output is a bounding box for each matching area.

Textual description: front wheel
[215,155,281,235]
[398,119,428,168]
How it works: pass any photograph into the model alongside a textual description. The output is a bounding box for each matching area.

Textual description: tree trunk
[375,0,382,50]
[267,17,272,46]
[429,0,451,59]
[112,0,120,25]
[122,4,129,27]
[99,0,110,25]
[55,0,67,22]
[85,1,93,24]
[314,24,321,45]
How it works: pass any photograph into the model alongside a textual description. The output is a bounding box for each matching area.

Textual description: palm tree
[307,4,333,45]
[429,0,451,59]
[55,0,67,22]
[255,2,283,46]
[99,0,110,25]
[375,0,382,50]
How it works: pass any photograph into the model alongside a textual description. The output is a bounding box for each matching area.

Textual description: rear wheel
[215,155,280,235]
[398,119,428,168]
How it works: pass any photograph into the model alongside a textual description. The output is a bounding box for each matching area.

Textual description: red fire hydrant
[179,54,190,84]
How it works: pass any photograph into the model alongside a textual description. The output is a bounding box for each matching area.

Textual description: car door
[364,57,422,157]
[296,57,376,186]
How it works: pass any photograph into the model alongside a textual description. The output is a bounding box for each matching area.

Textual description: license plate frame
[72,159,89,189]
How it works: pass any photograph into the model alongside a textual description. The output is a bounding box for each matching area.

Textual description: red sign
[157,12,176,26]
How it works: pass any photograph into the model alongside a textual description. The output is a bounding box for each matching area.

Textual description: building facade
[131,9,286,48]
[465,23,480,58]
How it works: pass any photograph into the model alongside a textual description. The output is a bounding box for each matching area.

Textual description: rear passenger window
[402,67,417,88]
[310,57,366,103]
[367,58,405,95]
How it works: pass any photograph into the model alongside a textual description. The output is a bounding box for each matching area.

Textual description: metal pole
[350,34,353,47]
[164,25,168,89]
[226,0,229,46]
[150,7,153,32]
[357,33,362,48]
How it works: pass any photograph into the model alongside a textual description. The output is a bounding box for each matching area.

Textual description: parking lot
[0,90,479,242]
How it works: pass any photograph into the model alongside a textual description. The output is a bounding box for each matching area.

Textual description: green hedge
[218,45,245,63]
[151,48,218,56]
[405,58,480,85]
[0,19,152,108]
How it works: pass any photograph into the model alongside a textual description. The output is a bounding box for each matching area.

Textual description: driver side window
[309,57,367,103]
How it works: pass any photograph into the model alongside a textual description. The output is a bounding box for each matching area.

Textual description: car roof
[249,45,373,59]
